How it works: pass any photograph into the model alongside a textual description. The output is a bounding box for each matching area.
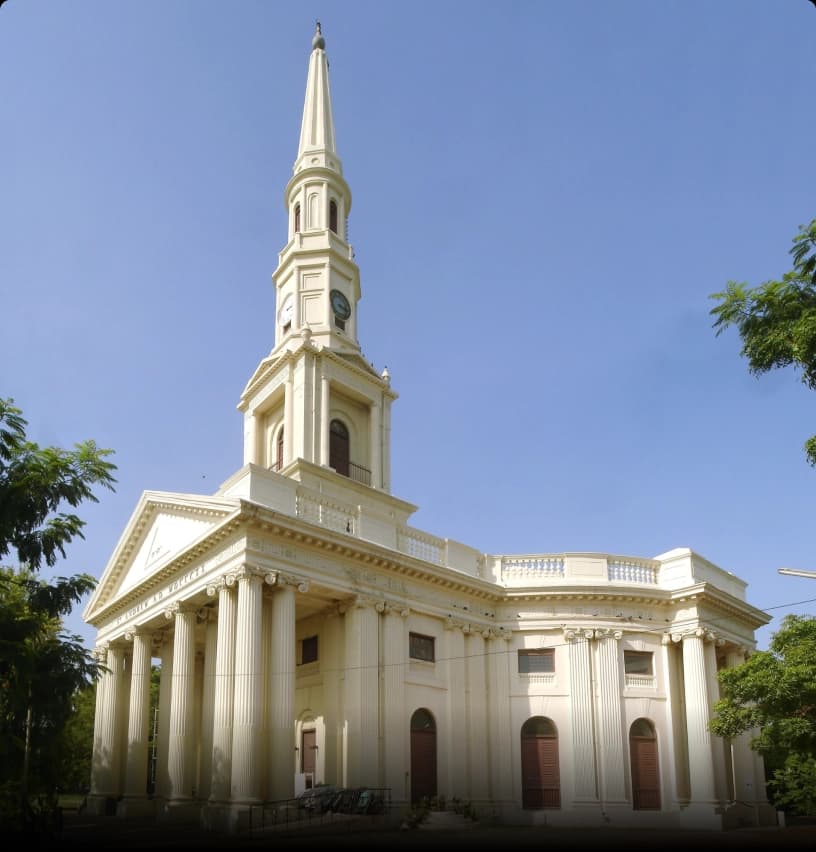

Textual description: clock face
[330,289,351,320]
[278,294,293,325]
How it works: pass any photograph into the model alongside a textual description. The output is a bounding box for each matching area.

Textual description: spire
[296,21,341,175]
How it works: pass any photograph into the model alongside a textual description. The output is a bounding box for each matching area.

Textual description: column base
[116,796,156,818]
[158,799,201,822]
[84,794,117,816]
[200,802,256,835]
[678,802,724,830]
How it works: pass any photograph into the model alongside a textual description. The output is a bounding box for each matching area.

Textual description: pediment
[83,491,240,622]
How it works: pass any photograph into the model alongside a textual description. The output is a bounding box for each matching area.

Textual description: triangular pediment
[83,491,240,622]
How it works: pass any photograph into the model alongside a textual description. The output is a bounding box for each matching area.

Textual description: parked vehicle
[296,784,339,813]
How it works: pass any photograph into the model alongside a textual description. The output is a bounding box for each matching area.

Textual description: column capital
[264,571,308,592]
[444,615,467,632]
[233,565,264,584]
[124,624,153,642]
[93,644,109,663]
[163,601,198,620]
[206,575,232,597]
[564,627,594,642]
[594,628,622,641]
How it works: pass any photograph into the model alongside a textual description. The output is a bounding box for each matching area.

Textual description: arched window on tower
[294,203,301,233]
[329,200,338,234]
[329,418,349,476]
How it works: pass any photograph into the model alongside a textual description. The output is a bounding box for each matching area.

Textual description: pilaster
[594,628,627,804]
[564,628,598,802]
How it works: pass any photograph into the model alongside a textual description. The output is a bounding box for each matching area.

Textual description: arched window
[329,199,338,233]
[410,709,437,804]
[629,718,660,810]
[520,716,560,809]
[329,419,349,476]
[276,427,284,471]
[294,203,301,233]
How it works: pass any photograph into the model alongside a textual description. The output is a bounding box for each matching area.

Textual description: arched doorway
[629,718,660,810]
[410,708,437,804]
[520,716,560,809]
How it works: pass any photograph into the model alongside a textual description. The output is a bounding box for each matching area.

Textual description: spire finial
[312,20,325,51]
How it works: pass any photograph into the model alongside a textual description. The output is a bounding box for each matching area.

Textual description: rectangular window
[409,632,435,663]
[624,650,653,675]
[300,635,318,665]
[518,648,555,674]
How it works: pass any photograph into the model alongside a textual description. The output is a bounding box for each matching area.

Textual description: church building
[83,25,776,834]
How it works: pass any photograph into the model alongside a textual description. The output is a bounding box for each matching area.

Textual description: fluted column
[487,630,513,803]
[382,604,409,802]
[445,619,467,800]
[89,645,111,798]
[466,630,490,801]
[230,568,264,803]
[208,576,237,802]
[660,633,684,806]
[268,576,297,801]
[123,629,153,799]
[682,630,717,805]
[724,648,754,802]
[565,628,598,801]
[155,634,173,799]
[320,374,330,466]
[595,629,626,803]
[704,634,728,804]
[166,604,197,801]
[198,610,218,801]
[343,597,380,787]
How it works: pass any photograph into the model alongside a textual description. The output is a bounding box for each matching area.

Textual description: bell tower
[238,23,396,493]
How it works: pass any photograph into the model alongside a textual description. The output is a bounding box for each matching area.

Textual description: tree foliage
[0,397,116,831]
[710,219,816,465]
[0,397,117,569]
[710,614,816,814]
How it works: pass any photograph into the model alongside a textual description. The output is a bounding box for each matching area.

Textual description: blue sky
[2,0,815,652]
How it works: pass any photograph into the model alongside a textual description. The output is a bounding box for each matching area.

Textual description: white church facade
[83,25,776,834]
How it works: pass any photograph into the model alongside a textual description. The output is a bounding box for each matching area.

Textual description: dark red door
[630,735,661,809]
[521,733,560,809]
[410,709,437,804]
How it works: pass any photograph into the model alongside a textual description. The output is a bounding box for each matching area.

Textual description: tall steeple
[271,22,359,356]
[296,22,339,176]
[238,25,397,494]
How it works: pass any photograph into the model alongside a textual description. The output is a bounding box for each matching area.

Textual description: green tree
[710,218,816,465]
[0,397,116,832]
[710,614,816,815]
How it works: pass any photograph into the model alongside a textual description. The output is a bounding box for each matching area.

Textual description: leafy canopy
[710,219,816,465]
[0,397,116,569]
[710,614,816,814]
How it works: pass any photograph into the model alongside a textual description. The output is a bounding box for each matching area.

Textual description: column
[208,577,237,802]
[155,634,173,799]
[123,629,153,800]
[230,569,264,803]
[594,629,626,803]
[682,630,717,806]
[369,401,381,489]
[565,628,598,801]
[704,634,728,804]
[243,412,258,466]
[445,620,467,799]
[487,630,513,803]
[198,611,218,801]
[89,645,110,798]
[320,374,330,466]
[322,608,343,786]
[382,605,408,803]
[268,577,296,801]
[660,634,683,807]
[466,630,490,801]
[343,597,380,787]
[166,604,197,802]
[261,593,274,801]
[284,372,294,465]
